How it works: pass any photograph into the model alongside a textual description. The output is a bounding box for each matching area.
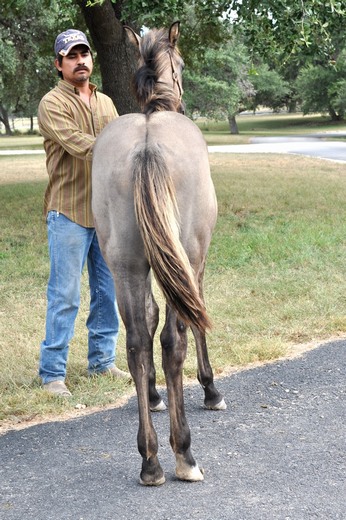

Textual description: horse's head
[125,22,185,115]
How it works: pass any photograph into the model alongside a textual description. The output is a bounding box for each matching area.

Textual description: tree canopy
[226,0,345,67]
[183,38,254,133]
[0,0,345,135]
[0,0,83,132]
[296,49,346,120]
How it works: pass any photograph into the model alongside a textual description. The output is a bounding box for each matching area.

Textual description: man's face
[55,44,93,86]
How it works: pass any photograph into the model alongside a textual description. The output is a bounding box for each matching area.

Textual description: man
[38,29,129,397]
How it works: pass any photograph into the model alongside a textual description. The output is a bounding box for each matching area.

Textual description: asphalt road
[1,339,345,520]
[2,135,346,163]
[209,137,346,163]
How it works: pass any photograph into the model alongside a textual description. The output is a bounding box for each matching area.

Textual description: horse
[92,21,226,486]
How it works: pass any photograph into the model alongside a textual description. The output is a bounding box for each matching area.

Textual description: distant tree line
[1,0,345,135]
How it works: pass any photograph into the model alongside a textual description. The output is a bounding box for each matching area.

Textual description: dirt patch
[0,155,47,185]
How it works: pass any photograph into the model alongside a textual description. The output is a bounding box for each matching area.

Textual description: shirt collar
[58,79,98,97]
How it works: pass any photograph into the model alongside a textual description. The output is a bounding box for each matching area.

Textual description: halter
[168,50,184,108]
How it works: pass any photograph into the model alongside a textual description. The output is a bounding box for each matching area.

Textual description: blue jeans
[39,211,120,384]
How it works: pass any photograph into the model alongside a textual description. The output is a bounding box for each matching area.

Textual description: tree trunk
[328,106,342,121]
[76,0,140,115]
[228,114,239,134]
[0,103,12,135]
[287,99,297,113]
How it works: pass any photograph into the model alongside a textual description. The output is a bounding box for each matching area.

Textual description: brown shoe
[43,381,72,397]
[100,366,132,381]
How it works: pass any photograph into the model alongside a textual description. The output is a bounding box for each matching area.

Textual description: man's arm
[38,98,95,161]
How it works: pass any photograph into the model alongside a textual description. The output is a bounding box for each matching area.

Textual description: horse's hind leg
[116,271,165,486]
[161,306,204,482]
[145,272,166,412]
[191,325,226,410]
[191,267,226,410]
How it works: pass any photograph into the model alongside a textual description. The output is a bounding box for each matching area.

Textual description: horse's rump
[92,112,216,332]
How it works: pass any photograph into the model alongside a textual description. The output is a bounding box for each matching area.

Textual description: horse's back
[93,112,209,172]
[92,112,216,262]
[93,111,214,209]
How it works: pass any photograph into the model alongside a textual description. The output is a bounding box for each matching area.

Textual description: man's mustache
[74,66,90,73]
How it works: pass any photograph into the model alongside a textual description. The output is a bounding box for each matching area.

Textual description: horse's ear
[169,21,180,47]
[124,26,141,47]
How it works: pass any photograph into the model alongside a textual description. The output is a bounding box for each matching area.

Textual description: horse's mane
[134,28,180,115]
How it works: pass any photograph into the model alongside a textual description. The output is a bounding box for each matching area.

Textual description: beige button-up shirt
[38,80,118,227]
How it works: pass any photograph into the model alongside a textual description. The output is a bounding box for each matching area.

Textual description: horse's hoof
[176,463,204,482]
[175,454,205,482]
[139,474,166,486]
[204,397,227,411]
[150,399,166,412]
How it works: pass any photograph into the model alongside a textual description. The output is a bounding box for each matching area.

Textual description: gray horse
[92,21,226,486]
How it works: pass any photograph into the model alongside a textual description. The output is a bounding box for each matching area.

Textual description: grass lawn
[199,113,346,145]
[0,135,44,150]
[1,113,346,150]
[1,116,346,432]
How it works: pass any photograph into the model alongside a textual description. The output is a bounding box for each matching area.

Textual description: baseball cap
[54,29,91,57]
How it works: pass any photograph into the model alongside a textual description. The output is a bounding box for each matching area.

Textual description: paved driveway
[1,340,345,520]
[209,137,346,163]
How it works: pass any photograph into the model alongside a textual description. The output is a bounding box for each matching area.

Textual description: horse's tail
[133,145,211,333]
